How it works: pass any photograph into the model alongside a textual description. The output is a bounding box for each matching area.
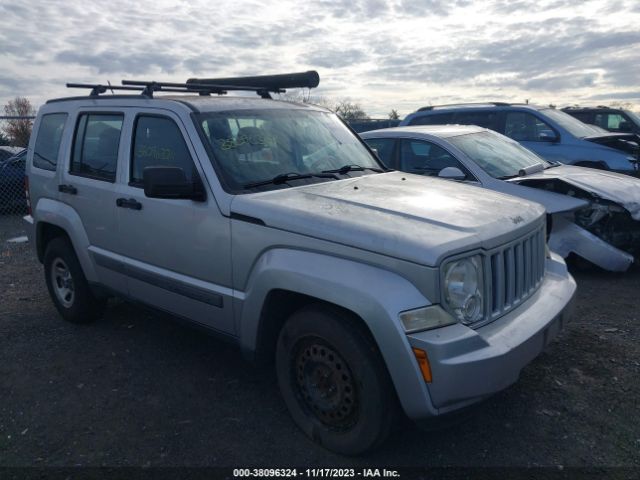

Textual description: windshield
[625,110,640,126]
[541,108,603,138]
[448,130,550,179]
[196,109,381,191]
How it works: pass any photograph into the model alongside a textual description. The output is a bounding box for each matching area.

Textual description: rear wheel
[276,305,397,455]
[44,237,104,324]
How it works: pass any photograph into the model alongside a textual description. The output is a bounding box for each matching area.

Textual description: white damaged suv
[24,72,576,454]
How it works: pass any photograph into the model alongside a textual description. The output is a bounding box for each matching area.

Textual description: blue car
[401,103,640,176]
[0,149,27,212]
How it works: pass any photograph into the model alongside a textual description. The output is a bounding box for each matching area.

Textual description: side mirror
[438,166,466,180]
[143,166,206,201]
[538,131,558,142]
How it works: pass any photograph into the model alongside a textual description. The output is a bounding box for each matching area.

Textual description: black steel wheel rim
[292,338,359,430]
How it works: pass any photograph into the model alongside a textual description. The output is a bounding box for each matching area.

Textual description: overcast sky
[1,0,639,117]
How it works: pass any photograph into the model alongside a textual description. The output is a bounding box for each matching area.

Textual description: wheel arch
[237,248,438,418]
[33,198,97,282]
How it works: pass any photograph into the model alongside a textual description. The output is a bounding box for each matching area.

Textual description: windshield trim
[192,109,386,195]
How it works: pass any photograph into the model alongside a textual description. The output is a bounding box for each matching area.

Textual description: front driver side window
[505,112,554,142]
[131,115,197,185]
[363,138,396,168]
[399,140,469,177]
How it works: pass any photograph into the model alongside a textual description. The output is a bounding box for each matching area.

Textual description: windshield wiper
[322,164,383,174]
[243,172,337,189]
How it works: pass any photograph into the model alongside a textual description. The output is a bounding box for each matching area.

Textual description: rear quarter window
[453,111,500,131]
[408,113,454,126]
[33,113,68,171]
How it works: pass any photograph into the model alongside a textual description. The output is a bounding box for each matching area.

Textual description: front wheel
[275,305,397,455]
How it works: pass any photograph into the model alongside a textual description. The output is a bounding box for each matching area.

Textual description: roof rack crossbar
[66,83,150,97]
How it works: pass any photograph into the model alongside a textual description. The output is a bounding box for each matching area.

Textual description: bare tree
[388,109,399,120]
[278,94,370,120]
[610,101,637,111]
[3,97,35,147]
[333,100,369,121]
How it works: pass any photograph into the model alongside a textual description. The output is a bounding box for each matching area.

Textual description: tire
[43,237,104,324]
[276,304,397,455]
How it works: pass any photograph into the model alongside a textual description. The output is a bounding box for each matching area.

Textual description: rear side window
[408,113,454,126]
[453,111,500,131]
[364,138,396,168]
[71,113,123,182]
[33,113,67,171]
[130,115,196,185]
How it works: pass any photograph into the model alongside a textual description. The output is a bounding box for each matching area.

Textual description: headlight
[399,305,457,333]
[443,255,484,324]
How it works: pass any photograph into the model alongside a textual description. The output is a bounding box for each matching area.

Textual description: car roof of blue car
[409,103,549,114]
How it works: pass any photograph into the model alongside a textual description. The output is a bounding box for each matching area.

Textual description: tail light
[24,176,31,215]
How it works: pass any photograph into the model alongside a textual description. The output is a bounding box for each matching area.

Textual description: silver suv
[24,72,576,455]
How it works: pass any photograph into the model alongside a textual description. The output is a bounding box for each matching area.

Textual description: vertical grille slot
[485,224,547,322]
[490,252,505,314]
[505,247,515,306]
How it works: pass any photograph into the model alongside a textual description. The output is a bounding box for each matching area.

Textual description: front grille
[486,224,546,320]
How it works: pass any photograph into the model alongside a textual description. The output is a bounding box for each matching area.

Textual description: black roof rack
[62,71,320,100]
[417,102,513,112]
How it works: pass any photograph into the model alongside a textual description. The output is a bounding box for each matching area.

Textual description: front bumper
[405,252,576,418]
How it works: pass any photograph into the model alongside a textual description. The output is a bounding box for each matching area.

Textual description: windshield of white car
[447,130,551,179]
[541,108,603,138]
[196,109,382,192]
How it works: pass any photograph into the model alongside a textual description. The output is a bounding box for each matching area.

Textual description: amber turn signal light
[412,347,432,383]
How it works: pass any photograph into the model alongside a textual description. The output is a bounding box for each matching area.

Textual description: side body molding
[33,198,98,282]
[237,248,439,418]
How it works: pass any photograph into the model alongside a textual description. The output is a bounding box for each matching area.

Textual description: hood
[230,172,545,266]
[512,165,640,220]
[583,132,640,157]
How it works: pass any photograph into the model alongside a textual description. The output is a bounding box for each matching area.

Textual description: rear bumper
[405,252,576,417]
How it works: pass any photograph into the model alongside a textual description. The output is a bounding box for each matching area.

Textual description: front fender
[33,198,98,282]
[238,248,438,418]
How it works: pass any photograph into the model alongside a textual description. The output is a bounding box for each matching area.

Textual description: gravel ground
[0,215,639,468]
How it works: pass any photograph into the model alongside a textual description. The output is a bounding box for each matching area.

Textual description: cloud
[587,91,640,100]
[0,0,638,116]
[302,49,367,68]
